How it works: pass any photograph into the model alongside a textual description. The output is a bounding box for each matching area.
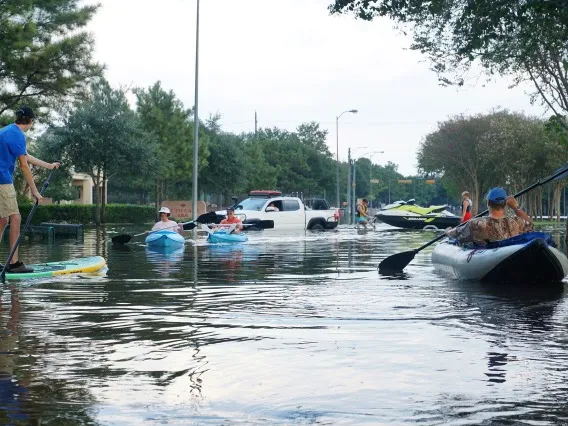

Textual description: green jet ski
[374,199,460,230]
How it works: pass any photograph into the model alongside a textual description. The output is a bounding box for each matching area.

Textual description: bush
[18,203,156,225]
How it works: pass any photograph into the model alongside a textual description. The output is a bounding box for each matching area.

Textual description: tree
[135,81,209,206]
[47,79,156,224]
[329,0,568,124]
[0,0,101,117]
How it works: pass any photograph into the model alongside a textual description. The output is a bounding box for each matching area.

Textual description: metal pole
[388,180,391,204]
[352,161,357,225]
[192,0,200,221]
[336,116,340,209]
[347,148,351,224]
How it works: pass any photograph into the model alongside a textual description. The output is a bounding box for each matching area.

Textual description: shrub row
[18,203,156,225]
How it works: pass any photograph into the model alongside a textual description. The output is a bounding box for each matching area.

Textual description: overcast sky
[88,0,547,176]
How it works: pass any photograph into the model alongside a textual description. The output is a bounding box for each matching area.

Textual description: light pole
[192,0,200,222]
[336,109,358,212]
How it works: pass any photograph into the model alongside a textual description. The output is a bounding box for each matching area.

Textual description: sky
[87,0,547,176]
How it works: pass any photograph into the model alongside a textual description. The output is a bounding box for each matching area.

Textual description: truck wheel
[310,223,325,231]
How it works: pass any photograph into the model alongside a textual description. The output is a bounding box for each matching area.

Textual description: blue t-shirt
[0,124,27,184]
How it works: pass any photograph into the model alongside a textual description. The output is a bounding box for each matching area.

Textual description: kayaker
[461,191,472,223]
[214,206,243,234]
[151,207,182,233]
[0,106,60,273]
[356,198,373,229]
[445,187,533,246]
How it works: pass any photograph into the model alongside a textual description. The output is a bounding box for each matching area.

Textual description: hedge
[18,203,156,225]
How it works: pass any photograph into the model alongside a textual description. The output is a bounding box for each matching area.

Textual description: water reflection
[0,288,29,424]
[0,224,566,424]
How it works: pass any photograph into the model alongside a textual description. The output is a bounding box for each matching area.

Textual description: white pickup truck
[221,191,339,231]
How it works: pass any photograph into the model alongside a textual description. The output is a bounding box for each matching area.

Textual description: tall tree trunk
[472,180,480,215]
[154,178,159,213]
[102,172,107,224]
[94,169,101,225]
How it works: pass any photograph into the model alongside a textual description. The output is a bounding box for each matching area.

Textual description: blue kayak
[208,230,248,244]
[145,230,185,248]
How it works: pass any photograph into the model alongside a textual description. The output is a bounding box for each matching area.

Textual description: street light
[336,109,358,211]
[192,0,200,222]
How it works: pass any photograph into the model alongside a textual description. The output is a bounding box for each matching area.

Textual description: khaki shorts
[0,184,19,219]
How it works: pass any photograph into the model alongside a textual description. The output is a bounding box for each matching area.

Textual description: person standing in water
[461,191,473,223]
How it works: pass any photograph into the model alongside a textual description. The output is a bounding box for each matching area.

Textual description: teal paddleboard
[3,256,106,280]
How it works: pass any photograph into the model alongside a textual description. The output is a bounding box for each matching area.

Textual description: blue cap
[487,187,507,203]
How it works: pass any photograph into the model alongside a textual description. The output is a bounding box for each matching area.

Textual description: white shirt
[151,219,181,232]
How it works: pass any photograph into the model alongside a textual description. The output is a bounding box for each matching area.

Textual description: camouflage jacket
[447,216,533,246]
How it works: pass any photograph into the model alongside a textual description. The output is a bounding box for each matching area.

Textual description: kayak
[208,230,248,244]
[145,230,185,248]
[4,256,107,280]
[432,232,568,283]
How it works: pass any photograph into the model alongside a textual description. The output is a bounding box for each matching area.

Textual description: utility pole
[352,160,357,225]
[347,148,351,224]
[192,0,200,222]
[254,110,258,138]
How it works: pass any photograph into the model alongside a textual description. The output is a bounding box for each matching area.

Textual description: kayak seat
[447,231,556,249]
[484,232,555,249]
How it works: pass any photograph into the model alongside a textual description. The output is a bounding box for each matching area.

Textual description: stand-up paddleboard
[3,256,107,280]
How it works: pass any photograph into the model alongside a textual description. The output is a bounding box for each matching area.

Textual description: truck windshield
[236,198,267,211]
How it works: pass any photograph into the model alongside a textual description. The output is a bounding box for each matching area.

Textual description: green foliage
[134,81,210,202]
[18,203,155,225]
[329,0,568,118]
[40,78,156,223]
[0,0,102,118]
[417,110,568,213]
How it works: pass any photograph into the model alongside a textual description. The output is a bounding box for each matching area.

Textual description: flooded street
[1,224,568,425]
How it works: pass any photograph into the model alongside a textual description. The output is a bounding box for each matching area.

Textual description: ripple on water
[0,225,567,424]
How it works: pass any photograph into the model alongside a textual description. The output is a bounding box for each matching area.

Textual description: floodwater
[0,223,568,425]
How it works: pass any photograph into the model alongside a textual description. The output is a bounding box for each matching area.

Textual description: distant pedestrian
[461,191,472,223]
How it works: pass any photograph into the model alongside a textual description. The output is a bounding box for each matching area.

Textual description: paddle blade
[111,234,132,244]
[259,220,274,229]
[183,222,197,231]
[378,250,417,273]
[195,211,218,223]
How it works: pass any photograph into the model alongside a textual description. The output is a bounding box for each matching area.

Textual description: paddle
[378,164,568,273]
[1,167,58,283]
[111,211,217,244]
[200,220,275,234]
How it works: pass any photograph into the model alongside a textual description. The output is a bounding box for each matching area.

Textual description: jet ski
[374,199,460,230]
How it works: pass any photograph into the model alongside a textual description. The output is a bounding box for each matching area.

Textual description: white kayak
[432,232,568,283]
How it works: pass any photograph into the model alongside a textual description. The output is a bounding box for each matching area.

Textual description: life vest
[356,203,368,217]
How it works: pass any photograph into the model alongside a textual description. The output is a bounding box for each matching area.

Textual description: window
[282,200,300,211]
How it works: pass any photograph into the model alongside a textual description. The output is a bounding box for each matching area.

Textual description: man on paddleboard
[445,187,533,246]
[0,107,60,273]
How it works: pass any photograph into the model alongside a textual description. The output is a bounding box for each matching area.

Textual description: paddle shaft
[1,168,57,283]
[415,167,568,253]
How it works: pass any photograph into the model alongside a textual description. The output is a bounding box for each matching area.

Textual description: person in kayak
[151,207,182,233]
[445,187,533,246]
[213,206,243,234]
[461,191,473,223]
[0,106,60,273]
[356,198,373,229]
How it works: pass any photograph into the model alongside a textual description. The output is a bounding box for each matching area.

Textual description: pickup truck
[219,191,339,231]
